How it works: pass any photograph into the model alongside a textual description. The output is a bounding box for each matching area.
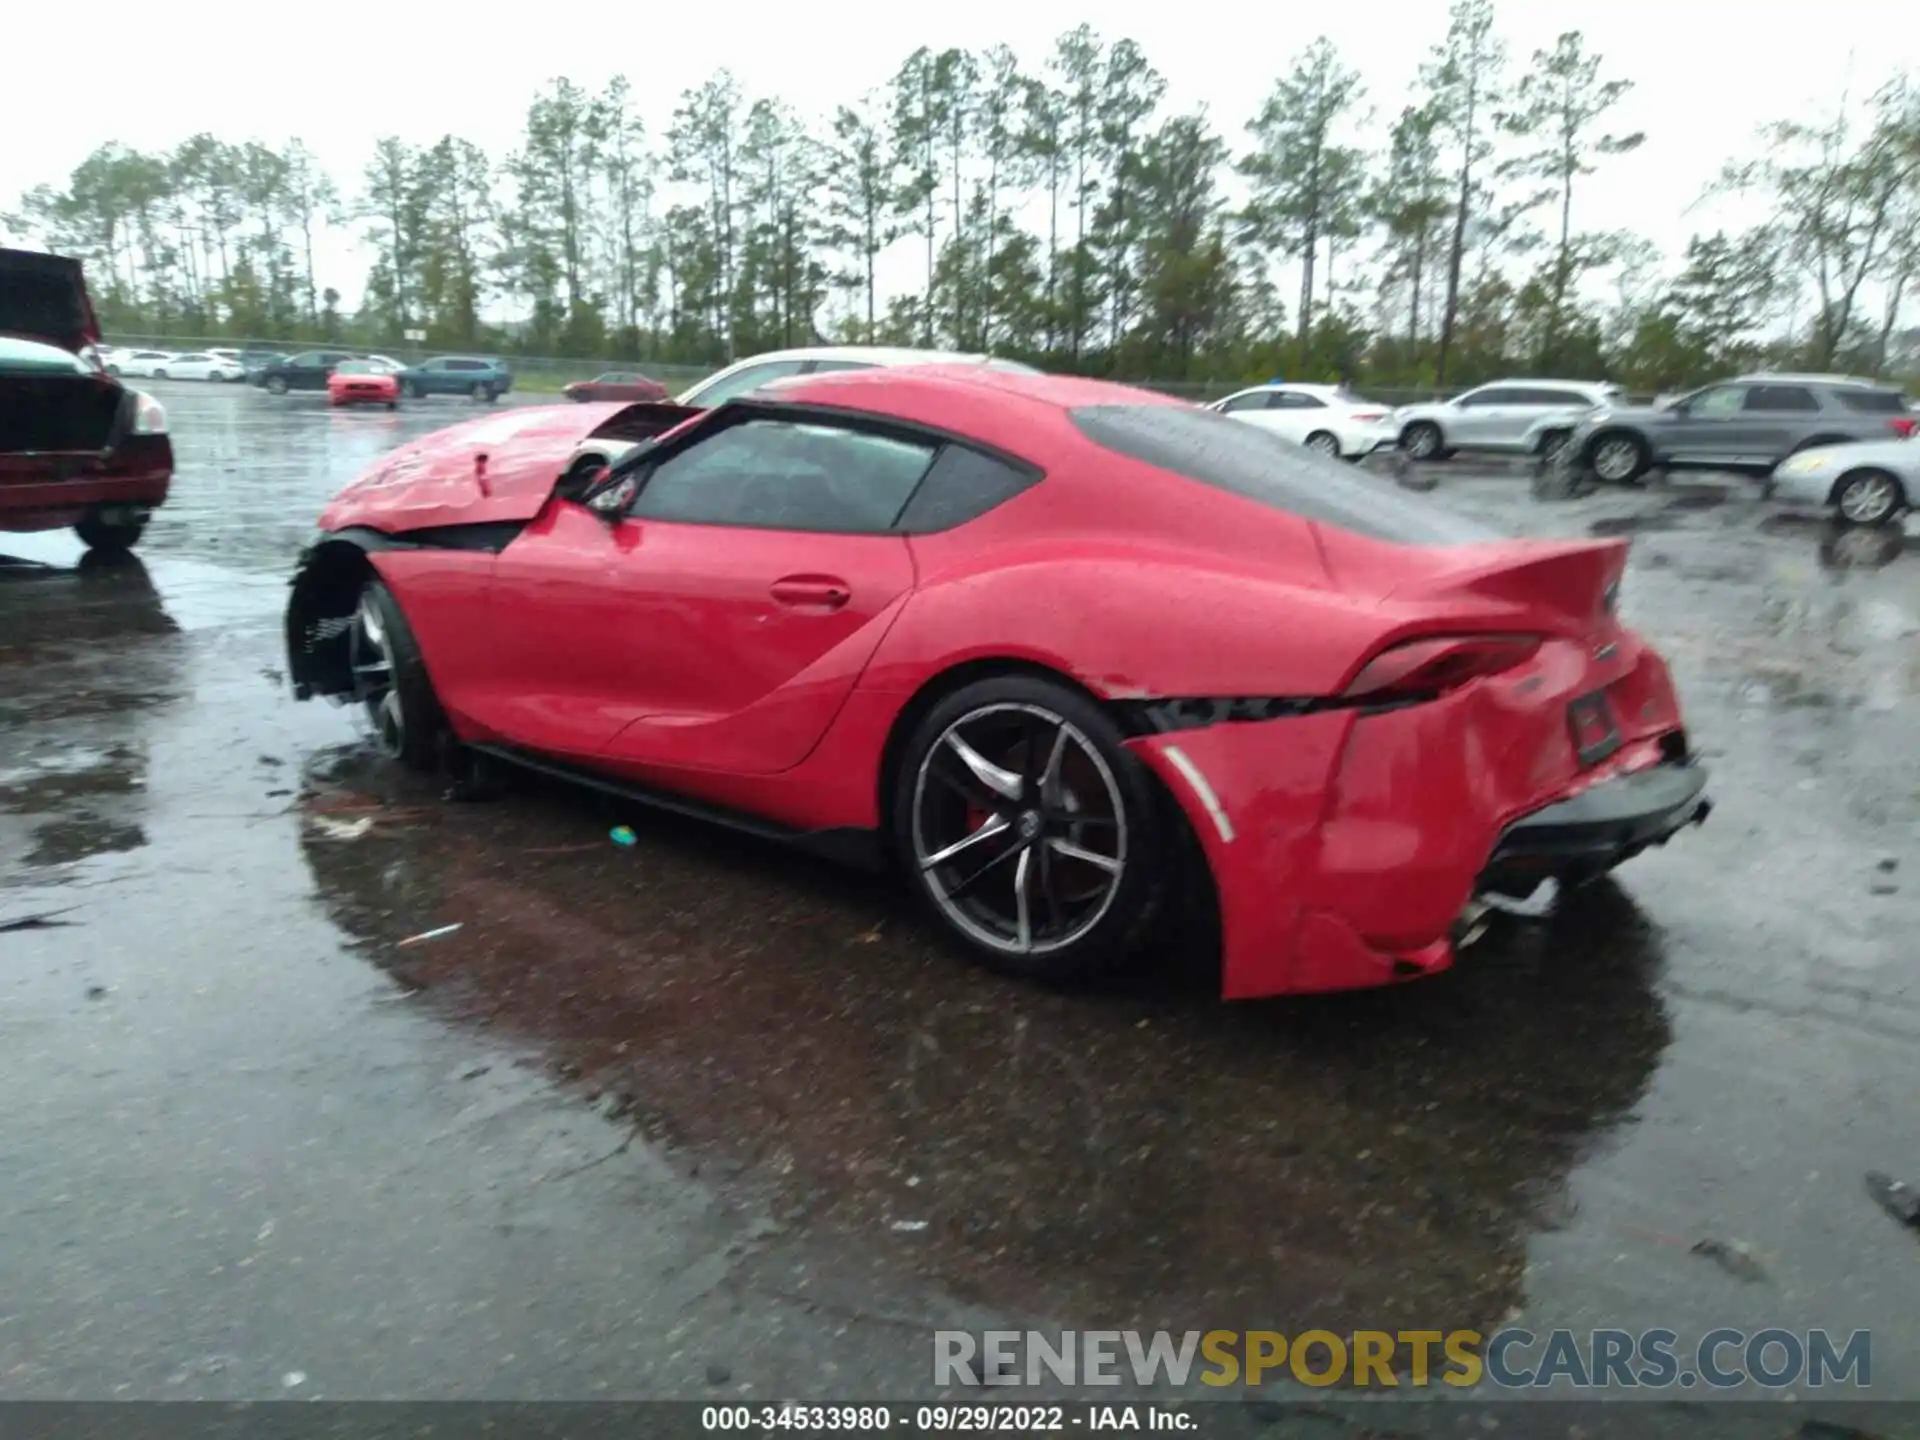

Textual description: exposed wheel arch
[286,536,380,699]
[1791,434,1851,455]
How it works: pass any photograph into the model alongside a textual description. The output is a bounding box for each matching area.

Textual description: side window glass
[681,359,810,407]
[1691,386,1747,417]
[1744,385,1818,412]
[897,445,1042,532]
[632,418,936,533]
[1218,392,1270,413]
[804,360,879,375]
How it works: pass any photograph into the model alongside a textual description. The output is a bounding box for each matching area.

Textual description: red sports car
[328,360,400,409]
[1,247,173,553]
[284,367,1710,999]
[564,371,671,403]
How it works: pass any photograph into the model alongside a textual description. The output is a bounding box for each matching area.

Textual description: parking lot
[2,382,1918,1421]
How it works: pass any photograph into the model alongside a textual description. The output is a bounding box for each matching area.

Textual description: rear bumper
[0,436,173,531]
[1479,760,1710,895]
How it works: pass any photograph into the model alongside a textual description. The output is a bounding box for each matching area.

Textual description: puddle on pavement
[293,745,1673,1338]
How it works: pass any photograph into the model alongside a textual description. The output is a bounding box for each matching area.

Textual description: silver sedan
[1767,439,1917,526]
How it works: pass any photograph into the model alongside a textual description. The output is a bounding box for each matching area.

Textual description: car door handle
[770,576,850,610]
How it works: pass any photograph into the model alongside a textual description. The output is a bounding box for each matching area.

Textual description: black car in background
[241,348,290,384]
[255,350,356,394]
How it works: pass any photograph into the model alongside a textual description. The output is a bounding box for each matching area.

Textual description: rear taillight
[130,393,167,435]
[1890,417,1916,438]
[1341,634,1542,703]
[1351,410,1388,422]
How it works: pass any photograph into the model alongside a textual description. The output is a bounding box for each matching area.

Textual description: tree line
[8,0,1920,392]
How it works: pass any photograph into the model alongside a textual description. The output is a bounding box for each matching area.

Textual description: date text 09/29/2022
[702,1405,1193,1432]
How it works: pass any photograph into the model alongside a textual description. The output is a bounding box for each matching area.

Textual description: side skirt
[467,742,887,873]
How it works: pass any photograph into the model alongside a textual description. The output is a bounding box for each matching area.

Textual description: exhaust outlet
[1453,898,1494,949]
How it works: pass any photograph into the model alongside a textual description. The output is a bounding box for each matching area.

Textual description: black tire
[472,381,496,402]
[266,376,288,395]
[1832,469,1906,527]
[106,364,122,376]
[349,576,443,772]
[890,673,1167,985]
[1587,430,1649,485]
[1535,428,1572,460]
[409,381,427,399]
[1303,430,1341,459]
[152,369,168,380]
[386,400,398,411]
[74,509,147,554]
[1399,421,1443,461]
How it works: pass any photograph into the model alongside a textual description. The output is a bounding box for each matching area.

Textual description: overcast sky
[9,0,1918,319]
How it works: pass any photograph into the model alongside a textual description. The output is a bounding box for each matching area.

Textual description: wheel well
[1794,435,1850,453]
[1400,418,1442,442]
[287,538,375,699]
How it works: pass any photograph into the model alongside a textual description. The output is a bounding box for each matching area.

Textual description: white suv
[1393,379,1624,460]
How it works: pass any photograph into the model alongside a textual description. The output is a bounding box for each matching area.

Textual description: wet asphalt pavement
[1,383,1917,1421]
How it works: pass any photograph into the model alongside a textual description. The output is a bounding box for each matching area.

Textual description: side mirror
[586,472,636,520]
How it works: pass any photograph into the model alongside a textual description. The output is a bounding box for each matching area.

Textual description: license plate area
[1568,690,1621,767]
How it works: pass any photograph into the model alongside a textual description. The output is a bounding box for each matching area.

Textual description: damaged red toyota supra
[1,247,172,552]
[284,365,1710,998]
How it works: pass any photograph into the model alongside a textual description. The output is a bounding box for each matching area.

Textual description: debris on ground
[84,985,108,1001]
[1878,856,1899,873]
[396,923,463,948]
[1,907,80,934]
[705,1364,732,1386]
[524,842,601,855]
[890,1220,928,1233]
[609,825,638,847]
[1865,1171,1920,1228]
[1691,1237,1767,1283]
[309,815,375,841]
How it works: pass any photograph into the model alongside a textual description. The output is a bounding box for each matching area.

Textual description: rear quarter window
[896,445,1041,532]
[1068,404,1498,546]
[1834,388,1909,414]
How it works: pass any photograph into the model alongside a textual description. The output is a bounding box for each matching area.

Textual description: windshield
[1068,403,1498,546]
[0,335,93,375]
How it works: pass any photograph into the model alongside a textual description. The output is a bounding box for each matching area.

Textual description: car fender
[861,544,1394,701]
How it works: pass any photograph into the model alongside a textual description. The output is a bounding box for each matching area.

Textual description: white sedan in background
[1207,383,1395,460]
[1767,438,1917,526]
[105,349,178,379]
[160,351,246,382]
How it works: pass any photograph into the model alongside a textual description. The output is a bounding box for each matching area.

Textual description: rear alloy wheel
[74,508,147,554]
[1399,421,1442,461]
[267,376,288,395]
[348,577,443,772]
[1303,430,1341,459]
[472,381,496,402]
[895,676,1165,985]
[1589,432,1648,484]
[1834,469,1905,526]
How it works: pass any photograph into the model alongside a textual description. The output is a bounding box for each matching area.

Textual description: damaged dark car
[1,247,173,552]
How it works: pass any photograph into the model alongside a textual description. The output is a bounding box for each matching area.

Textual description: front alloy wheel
[1590,434,1647,484]
[347,578,442,771]
[1303,431,1342,459]
[1835,470,1903,526]
[898,680,1165,983]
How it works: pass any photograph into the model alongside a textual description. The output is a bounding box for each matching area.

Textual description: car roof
[723,345,1010,369]
[1730,371,1894,388]
[748,362,1172,423]
[1475,377,1617,389]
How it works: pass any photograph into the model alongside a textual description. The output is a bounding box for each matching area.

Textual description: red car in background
[0,247,173,553]
[564,371,671,403]
[328,360,401,409]
[284,367,1710,1000]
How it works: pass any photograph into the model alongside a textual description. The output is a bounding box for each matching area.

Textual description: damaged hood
[316,401,700,533]
[0,247,100,353]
